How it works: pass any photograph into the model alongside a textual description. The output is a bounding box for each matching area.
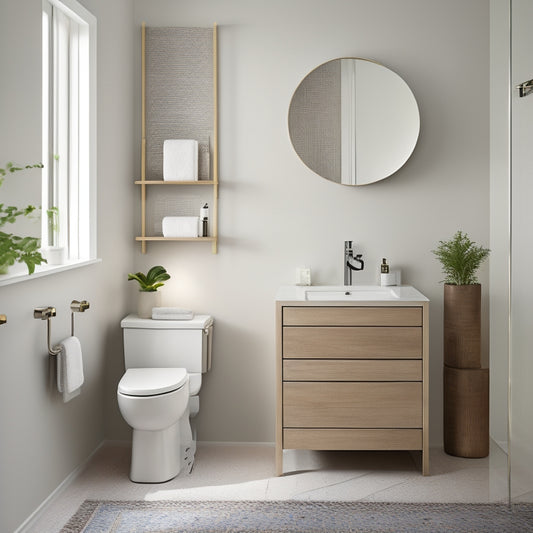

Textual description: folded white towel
[152,307,194,320]
[162,216,199,238]
[57,336,84,403]
[163,139,198,181]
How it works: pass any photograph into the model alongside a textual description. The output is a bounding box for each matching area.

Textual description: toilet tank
[121,314,213,373]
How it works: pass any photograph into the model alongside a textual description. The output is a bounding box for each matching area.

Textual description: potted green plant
[128,265,170,318]
[0,162,46,275]
[43,206,66,265]
[432,230,490,458]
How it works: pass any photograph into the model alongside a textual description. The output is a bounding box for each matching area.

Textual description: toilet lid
[118,368,187,396]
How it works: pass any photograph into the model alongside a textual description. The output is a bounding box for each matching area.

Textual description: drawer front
[283,359,422,382]
[283,327,422,359]
[283,382,422,428]
[283,306,422,327]
[283,428,423,450]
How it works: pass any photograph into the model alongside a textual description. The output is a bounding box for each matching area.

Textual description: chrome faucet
[344,240,364,285]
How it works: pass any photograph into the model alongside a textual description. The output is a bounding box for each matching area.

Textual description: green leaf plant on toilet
[128,265,171,318]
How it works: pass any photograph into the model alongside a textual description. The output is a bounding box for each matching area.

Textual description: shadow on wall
[197,317,274,442]
[103,320,129,437]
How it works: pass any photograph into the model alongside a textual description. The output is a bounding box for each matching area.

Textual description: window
[42,0,96,262]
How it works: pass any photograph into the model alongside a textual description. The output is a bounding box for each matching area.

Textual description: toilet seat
[118,368,188,396]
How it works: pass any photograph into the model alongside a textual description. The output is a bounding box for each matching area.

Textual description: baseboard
[102,439,275,448]
[197,441,275,447]
[14,440,106,533]
[102,439,132,448]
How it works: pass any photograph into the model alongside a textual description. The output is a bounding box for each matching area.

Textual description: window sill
[0,258,102,287]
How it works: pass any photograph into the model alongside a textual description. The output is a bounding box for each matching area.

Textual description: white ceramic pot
[137,290,161,319]
[44,247,66,265]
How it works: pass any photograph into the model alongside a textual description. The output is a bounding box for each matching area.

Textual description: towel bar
[34,301,90,356]
[34,307,61,356]
[70,300,90,336]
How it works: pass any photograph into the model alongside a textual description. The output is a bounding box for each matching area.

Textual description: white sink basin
[305,285,400,301]
[276,285,429,302]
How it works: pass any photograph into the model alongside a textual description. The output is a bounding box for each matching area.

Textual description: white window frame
[42,0,96,262]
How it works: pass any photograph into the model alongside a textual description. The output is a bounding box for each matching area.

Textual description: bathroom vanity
[276,285,429,475]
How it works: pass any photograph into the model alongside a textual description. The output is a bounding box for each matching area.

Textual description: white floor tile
[25,443,510,533]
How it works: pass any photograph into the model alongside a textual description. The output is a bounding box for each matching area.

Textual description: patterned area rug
[60,500,533,533]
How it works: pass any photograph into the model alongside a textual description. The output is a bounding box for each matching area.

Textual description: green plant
[0,162,46,275]
[128,265,170,292]
[47,206,60,247]
[0,162,43,186]
[432,230,490,285]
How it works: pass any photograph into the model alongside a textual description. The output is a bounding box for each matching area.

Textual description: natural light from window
[41,0,96,270]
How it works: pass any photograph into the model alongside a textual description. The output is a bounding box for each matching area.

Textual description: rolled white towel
[152,307,194,320]
[163,139,198,181]
[57,336,84,403]
[162,216,199,238]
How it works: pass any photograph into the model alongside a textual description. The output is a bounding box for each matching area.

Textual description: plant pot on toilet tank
[128,265,170,319]
[432,231,490,458]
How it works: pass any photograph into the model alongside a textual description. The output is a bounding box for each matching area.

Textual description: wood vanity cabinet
[276,302,429,476]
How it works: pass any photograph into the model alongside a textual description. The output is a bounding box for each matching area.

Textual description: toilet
[117,314,213,483]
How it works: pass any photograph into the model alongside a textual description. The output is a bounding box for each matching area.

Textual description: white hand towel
[162,216,199,238]
[163,139,198,181]
[152,307,194,320]
[57,336,84,403]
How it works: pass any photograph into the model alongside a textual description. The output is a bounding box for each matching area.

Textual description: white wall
[0,0,493,529]
[510,0,533,501]
[0,0,136,531]
[127,0,490,448]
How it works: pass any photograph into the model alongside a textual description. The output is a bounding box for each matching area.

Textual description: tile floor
[27,441,510,533]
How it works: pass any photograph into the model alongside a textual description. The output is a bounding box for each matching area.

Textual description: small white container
[43,246,66,265]
[380,270,401,286]
[296,267,311,286]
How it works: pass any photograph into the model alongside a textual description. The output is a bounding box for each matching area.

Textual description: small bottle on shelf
[201,203,209,237]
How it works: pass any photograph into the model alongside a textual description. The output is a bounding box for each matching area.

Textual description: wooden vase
[444,284,481,369]
[444,366,489,458]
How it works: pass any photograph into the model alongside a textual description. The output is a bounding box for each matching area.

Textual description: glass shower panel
[510,0,533,503]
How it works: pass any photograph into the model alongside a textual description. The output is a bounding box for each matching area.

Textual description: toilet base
[130,423,181,483]
[130,412,194,483]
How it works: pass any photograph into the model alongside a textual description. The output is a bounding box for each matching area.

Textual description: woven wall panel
[146,27,213,180]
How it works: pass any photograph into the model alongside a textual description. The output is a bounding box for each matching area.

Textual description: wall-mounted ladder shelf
[136,23,219,254]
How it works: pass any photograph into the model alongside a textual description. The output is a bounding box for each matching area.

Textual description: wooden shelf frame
[137,23,219,254]
[136,236,216,242]
[135,180,215,186]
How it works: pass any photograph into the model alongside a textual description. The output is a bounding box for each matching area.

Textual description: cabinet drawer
[283,428,423,450]
[283,306,422,327]
[283,359,422,381]
[283,327,422,359]
[283,382,422,428]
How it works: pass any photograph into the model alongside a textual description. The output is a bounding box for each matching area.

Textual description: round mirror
[288,58,420,186]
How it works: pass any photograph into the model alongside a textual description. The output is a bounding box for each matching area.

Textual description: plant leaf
[432,230,490,285]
